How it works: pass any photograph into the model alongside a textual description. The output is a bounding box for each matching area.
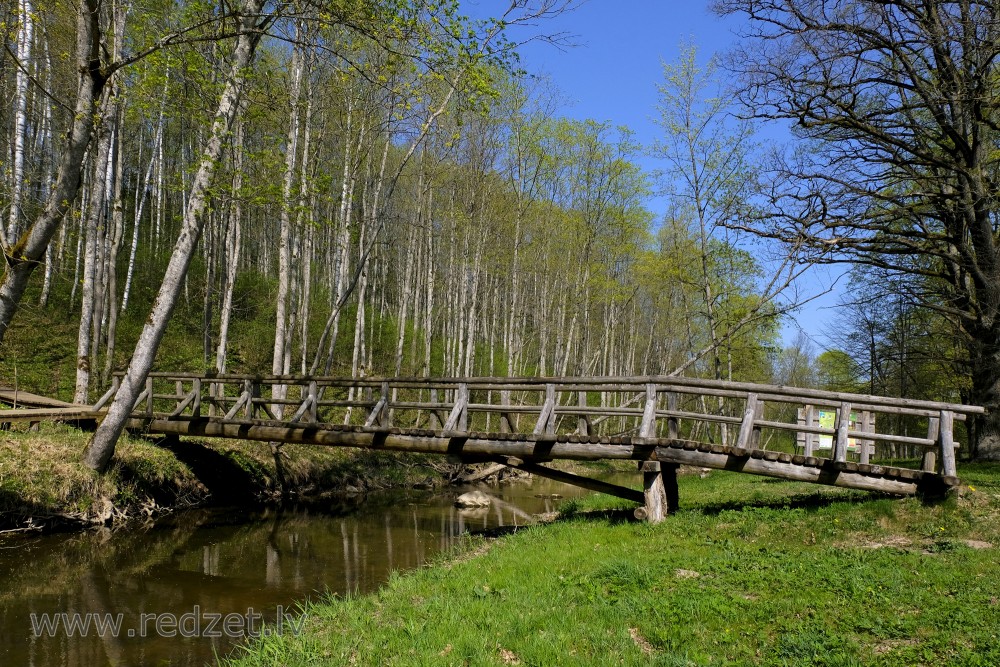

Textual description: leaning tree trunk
[84,0,267,472]
[0,0,106,346]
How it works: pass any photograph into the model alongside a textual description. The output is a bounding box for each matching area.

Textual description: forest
[0,0,996,465]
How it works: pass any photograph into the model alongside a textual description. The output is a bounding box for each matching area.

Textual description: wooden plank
[0,387,74,409]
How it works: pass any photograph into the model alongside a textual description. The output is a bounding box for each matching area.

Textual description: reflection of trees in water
[1,483,589,666]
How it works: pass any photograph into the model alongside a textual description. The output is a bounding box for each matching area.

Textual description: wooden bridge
[1,373,984,521]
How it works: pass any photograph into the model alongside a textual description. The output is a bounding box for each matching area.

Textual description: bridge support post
[638,461,669,523]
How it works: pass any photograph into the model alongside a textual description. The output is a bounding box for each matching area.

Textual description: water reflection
[0,477,617,666]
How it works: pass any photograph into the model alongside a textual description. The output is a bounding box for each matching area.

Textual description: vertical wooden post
[577,391,590,436]
[834,401,852,463]
[545,383,556,435]
[639,384,672,521]
[500,389,513,433]
[442,383,470,432]
[429,388,442,429]
[751,398,764,448]
[803,404,815,456]
[639,383,657,439]
[736,392,759,451]
[380,381,390,427]
[534,384,556,435]
[939,410,957,477]
[458,383,469,432]
[641,460,667,524]
[246,379,257,420]
[208,379,217,418]
[859,410,872,464]
[923,416,940,472]
[308,380,318,423]
[146,376,154,418]
[663,462,679,514]
[191,378,201,418]
[666,392,679,440]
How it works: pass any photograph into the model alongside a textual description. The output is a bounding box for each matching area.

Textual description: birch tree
[84,0,271,471]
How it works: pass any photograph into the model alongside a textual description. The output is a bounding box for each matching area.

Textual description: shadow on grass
[686,489,891,516]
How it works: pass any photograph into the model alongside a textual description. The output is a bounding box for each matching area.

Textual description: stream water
[0,476,624,666]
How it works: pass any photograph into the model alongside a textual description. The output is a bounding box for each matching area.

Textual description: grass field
[226,464,1000,667]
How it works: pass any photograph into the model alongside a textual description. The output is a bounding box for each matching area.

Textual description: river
[0,476,619,666]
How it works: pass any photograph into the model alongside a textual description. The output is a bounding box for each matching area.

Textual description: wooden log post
[428,388,443,429]
[500,389,513,434]
[637,383,673,521]
[939,410,957,478]
[577,391,591,436]
[803,404,815,456]
[246,379,258,420]
[833,401,852,463]
[533,384,556,436]
[146,376,154,418]
[923,416,940,472]
[444,383,469,432]
[859,409,872,464]
[191,378,201,418]
[380,381,390,427]
[735,392,759,453]
[751,396,765,448]
[308,380,318,423]
[666,391,679,440]
[638,460,668,523]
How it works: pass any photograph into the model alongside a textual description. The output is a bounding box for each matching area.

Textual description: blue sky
[481,0,847,350]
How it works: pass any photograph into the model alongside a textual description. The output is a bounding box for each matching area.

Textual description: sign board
[816,409,859,451]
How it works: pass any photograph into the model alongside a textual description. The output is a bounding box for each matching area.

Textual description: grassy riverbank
[226,464,1000,667]
[0,422,437,529]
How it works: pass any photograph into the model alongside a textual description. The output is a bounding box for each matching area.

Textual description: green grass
[225,464,1000,667]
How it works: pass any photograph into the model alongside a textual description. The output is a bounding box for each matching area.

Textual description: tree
[651,43,810,381]
[0,0,107,346]
[715,0,1000,458]
[84,0,271,471]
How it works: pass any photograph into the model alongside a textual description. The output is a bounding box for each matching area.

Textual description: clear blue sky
[473,0,846,350]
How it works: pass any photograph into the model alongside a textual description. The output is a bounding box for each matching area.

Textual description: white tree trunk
[85,0,267,471]
[5,0,34,248]
[0,0,106,347]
